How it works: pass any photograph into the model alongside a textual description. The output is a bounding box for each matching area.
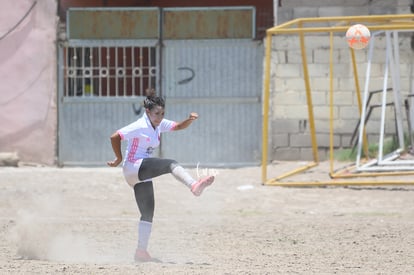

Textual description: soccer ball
[346,24,370,50]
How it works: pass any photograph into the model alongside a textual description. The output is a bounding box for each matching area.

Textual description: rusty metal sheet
[67,8,159,39]
[163,7,255,39]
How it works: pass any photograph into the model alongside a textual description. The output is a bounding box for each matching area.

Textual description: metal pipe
[123,46,126,96]
[81,47,85,96]
[390,31,406,150]
[139,47,143,94]
[115,46,119,97]
[329,32,335,173]
[266,179,414,187]
[272,162,319,181]
[98,47,102,96]
[299,21,319,163]
[106,47,109,96]
[350,45,369,158]
[261,32,272,184]
[269,24,414,34]
[378,32,391,161]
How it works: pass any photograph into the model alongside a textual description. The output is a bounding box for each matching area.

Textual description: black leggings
[134,182,155,222]
[134,158,178,222]
[138,158,177,181]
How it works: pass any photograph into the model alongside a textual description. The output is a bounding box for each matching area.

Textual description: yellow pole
[265,179,414,187]
[299,23,319,163]
[267,162,319,182]
[268,23,414,35]
[331,170,414,178]
[261,32,273,184]
[329,32,335,173]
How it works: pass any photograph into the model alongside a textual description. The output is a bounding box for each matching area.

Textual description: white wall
[0,0,58,165]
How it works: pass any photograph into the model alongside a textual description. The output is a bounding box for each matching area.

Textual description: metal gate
[57,7,262,166]
[161,39,262,166]
[57,39,159,166]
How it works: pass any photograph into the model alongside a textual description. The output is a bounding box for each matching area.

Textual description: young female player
[107,94,214,262]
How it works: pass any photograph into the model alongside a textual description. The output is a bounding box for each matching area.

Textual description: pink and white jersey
[117,112,177,164]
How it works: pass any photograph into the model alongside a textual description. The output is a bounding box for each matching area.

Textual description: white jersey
[117,112,177,186]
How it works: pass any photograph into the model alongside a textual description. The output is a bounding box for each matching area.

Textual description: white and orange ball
[346,24,371,50]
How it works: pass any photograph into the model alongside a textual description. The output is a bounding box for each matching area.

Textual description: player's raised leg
[170,164,214,196]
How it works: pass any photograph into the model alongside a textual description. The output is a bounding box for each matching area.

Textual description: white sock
[137,220,152,251]
[171,165,196,188]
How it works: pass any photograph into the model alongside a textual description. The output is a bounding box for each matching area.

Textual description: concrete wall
[0,0,58,165]
[269,0,414,161]
[277,0,411,24]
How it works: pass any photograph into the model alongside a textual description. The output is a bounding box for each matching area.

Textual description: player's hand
[189,112,198,120]
[107,157,122,167]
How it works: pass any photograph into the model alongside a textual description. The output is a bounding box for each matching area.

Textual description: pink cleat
[134,249,152,262]
[191,176,214,196]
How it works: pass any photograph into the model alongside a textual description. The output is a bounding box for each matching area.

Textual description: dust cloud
[9,193,99,263]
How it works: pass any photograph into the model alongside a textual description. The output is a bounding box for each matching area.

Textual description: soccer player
[107,93,214,262]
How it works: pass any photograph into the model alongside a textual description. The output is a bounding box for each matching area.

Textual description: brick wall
[269,0,414,161]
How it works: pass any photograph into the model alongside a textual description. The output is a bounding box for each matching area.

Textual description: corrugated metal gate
[57,7,262,166]
[161,39,262,165]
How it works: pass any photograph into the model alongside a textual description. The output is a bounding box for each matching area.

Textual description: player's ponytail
[143,88,165,110]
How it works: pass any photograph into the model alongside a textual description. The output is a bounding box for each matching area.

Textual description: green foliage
[334,134,410,161]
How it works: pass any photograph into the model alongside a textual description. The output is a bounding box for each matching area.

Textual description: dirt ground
[0,161,413,274]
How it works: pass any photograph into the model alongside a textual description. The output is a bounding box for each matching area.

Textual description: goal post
[262,14,414,186]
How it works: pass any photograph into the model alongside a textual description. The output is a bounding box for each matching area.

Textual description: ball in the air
[346,24,370,50]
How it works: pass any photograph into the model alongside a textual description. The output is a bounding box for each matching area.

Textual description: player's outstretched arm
[107,132,123,167]
[173,112,198,131]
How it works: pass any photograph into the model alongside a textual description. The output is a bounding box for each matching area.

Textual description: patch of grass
[334,135,404,162]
